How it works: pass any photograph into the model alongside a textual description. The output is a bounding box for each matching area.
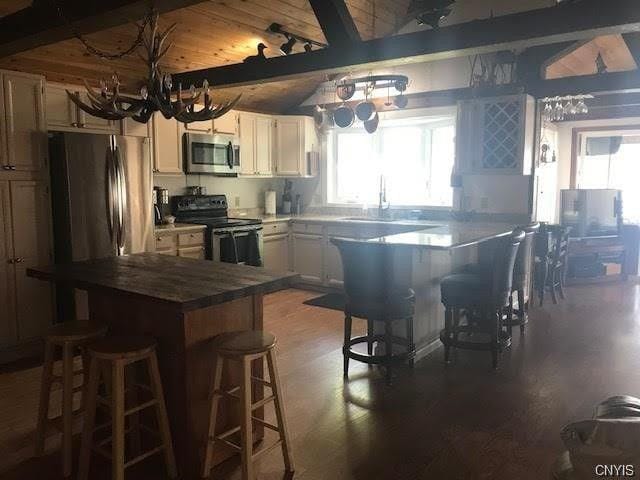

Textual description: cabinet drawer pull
[2,165,10,171]
[71,122,79,127]
[7,259,14,264]
[15,257,24,264]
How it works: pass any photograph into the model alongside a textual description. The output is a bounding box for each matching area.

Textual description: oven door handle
[213,227,263,236]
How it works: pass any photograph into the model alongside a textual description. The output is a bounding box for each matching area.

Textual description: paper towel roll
[265,190,276,215]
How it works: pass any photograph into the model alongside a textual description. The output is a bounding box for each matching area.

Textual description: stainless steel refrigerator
[560,189,623,238]
[49,132,154,321]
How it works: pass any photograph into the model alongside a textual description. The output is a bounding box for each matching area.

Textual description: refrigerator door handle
[113,145,128,256]
[106,148,118,246]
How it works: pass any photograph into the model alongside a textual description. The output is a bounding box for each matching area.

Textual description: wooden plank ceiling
[545,34,637,79]
[0,0,409,113]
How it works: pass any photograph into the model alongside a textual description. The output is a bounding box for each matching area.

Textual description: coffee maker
[153,187,169,225]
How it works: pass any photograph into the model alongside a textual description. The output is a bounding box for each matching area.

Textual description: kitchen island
[28,253,297,479]
[358,222,518,361]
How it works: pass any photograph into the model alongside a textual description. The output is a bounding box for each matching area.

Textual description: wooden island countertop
[28,253,298,312]
[28,253,298,479]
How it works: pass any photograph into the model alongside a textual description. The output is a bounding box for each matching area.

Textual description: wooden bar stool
[77,336,177,480]
[35,320,108,477]
[202,331,294,480]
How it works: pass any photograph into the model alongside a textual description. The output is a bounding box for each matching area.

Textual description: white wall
[154,174,284,209]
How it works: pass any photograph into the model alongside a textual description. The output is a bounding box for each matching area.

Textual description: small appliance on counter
[265,190,276,216]
[153,187,169,226]
[172,194,263,265]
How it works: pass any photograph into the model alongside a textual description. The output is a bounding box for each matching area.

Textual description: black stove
[172,194,262,229]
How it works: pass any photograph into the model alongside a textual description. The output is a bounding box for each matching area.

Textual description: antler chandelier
[67,12,239,124]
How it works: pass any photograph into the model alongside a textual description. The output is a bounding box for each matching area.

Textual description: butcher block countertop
[28,253,298,312]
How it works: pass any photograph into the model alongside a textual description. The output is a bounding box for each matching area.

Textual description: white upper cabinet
[152,112,183,174]
[214,110,238,135]
[182,107,213,134]
[77,91,118,132]
[274,116,318,177]
[45,83,78,130]
[238,112,272,176]
[239,113,256,175]
[3,72,46,172]
[456,94,535,176]
[122,117,152,138]
[45,82,119,134]
[255,116,273,176]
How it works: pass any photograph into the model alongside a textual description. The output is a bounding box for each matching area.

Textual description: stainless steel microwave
[184,132,240,176]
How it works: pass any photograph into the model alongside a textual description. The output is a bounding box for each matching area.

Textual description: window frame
[326,110,457,209]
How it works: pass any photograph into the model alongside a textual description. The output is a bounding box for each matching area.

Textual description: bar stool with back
[507,222,540,335]
[35,320,108,478]
[331,238,416,385]
[439,229,525,368]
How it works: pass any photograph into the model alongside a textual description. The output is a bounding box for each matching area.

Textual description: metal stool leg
[343,315,352,378]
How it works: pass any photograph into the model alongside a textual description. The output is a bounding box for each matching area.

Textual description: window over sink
[327,110,456,208]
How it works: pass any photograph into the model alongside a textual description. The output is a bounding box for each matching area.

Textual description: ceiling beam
[622,32,640,67]
[516,41,583,84]
[174,0,640,90]
[307,0,360,45]
[0,0,207,58]
[527,70,640,98]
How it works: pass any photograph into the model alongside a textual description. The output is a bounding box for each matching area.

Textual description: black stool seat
[347,288,415,320]
[440,273,489,307]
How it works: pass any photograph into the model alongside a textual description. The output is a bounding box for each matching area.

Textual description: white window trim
[325,109,457,208]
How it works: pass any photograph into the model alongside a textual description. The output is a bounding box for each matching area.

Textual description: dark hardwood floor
[1,283,639,479]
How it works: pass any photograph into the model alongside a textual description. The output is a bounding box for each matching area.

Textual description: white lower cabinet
[0,180,53,348]
[325,240,344,287]
[263,233,290,272]
[292,232,324,285]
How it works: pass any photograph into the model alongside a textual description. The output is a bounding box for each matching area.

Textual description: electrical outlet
[234,196,240,207]
[480,197,489,210]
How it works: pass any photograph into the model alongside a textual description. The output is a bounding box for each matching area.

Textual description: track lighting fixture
[267,23,326,55]
[280,35,297,56]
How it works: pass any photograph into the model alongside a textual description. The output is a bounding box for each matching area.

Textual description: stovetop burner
[171,194,262,229]
[179,217,262,229]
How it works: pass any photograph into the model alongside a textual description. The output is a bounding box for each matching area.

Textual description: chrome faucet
[378,175,390,218]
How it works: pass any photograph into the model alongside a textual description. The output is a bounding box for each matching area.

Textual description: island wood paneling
[0,0,409,113]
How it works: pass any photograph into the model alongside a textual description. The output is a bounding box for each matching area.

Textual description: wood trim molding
[570,124,640,188]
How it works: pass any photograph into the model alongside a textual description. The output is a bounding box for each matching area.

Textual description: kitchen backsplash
[153,174,285,209]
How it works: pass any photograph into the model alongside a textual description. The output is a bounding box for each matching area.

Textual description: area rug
[303,293,345,312]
